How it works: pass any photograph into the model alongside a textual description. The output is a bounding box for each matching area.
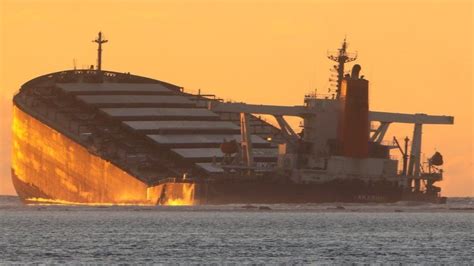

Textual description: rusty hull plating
[12,106,195,206]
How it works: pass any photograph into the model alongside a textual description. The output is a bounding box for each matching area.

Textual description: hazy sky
[0,0,472,196]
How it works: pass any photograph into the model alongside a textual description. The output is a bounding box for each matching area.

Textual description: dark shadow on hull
[11,169,53,203]
[193,178,405,204]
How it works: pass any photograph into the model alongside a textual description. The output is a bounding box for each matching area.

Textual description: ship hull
[11,104,443,205]
[13,168,444,205]
[11,105,197,206]
[197,180,445,204]
[201,180,403,204]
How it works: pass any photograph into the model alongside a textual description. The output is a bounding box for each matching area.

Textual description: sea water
[0,196,472,264]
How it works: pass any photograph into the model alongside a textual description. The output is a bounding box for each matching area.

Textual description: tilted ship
[11,33,454,205]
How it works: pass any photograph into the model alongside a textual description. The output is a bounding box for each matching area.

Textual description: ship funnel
[337,65,369,158]
[351,64,361,79]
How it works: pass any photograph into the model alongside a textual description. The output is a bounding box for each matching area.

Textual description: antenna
[92,31,108,71]
[73,58,77,70]
[327,38,357,99]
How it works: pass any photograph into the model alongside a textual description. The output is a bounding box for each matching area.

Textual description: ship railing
[304,93,335,100]
[420,172,443,182]
[151,177,196,186]
[377,140,396,147]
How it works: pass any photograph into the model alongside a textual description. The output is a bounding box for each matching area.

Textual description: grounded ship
[11,33,454,205]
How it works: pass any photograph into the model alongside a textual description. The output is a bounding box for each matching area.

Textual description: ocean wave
[0,195,472,213]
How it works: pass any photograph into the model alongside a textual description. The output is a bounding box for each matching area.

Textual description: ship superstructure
[11,34,454,205]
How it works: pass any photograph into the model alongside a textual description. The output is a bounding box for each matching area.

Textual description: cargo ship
[11,33,454,205]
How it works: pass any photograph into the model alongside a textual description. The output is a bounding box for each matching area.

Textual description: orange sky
[0,0,472,196]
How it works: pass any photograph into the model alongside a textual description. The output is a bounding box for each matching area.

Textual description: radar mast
[92,31,108,71]
[327,38,357,99]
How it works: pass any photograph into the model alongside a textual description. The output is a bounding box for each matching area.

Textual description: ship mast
[92,31,108,71]
[327,38,357,99]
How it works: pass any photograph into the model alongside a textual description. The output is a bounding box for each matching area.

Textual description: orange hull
[11,106,194,206]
